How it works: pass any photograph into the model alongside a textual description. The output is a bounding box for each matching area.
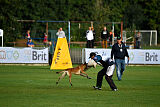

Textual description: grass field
[0,65,160,107]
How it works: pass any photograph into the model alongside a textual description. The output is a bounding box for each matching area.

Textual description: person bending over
[88,52,117,91]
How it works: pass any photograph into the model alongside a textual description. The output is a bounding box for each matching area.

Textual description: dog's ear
[84,62,87,64]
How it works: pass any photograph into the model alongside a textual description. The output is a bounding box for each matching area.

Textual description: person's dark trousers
[91,40,94,48]
[105,75,117,90]
[137,41,141,49]
[96,67,107,88]
[109,39,112,46]
[87,40,90,48]
[136,41,138,49]
[49,53,53,65]
[87,40,93,48]
[136,41,141,49]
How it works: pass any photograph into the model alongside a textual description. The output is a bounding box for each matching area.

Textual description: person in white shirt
[86,27,94,48]
[56,27,66,38]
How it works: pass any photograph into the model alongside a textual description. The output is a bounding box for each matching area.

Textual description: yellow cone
[50,38,73,70]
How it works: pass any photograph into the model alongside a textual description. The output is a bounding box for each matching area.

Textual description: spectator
[101,26,109,48]
[49,41,54,65]
[56,27,66,38]
[86,27,94,48]
[89,52,118,91]
[43,33,48,47]
[26,30,31,41]
[111,36,129,81]
[135,31,142,49]
[109,31,113,46]
[27,39,34,47]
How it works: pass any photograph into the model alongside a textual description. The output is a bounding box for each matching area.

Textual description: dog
[56,63,91,86]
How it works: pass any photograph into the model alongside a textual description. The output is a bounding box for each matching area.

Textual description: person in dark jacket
[111,36,130,81]
[49,41,54,65]
[101,26,109,48]
[89,52,118,91]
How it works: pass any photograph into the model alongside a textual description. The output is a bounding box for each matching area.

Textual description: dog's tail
[56,71,65,74]
[56,71,61,74]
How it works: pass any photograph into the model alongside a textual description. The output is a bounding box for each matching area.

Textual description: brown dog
[56,63,91,86]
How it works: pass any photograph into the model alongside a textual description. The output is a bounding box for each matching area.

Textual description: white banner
[0,47,48,63]
[84,48,160,64]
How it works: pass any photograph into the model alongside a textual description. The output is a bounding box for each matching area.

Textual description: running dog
[56,63,91,86]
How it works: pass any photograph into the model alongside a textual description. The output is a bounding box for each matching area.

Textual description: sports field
[0,65,160,107]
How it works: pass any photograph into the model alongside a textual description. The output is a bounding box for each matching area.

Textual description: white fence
[82,48,160,64]
[0,47,48,63]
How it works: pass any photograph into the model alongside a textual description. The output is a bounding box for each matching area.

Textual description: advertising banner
[84,48,160,64]
[0,47,48,63]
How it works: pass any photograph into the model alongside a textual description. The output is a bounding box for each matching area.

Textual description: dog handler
[89,52,118,91]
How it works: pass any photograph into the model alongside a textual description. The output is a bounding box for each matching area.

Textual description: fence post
[121,21,123,40]
[68,21,70,48]
[155,31,157,46]
[150,31,152,46]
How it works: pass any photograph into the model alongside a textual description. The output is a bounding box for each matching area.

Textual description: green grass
[0,65,160,107]
[142,46,160,49]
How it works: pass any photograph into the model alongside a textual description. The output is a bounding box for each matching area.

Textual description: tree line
[0,0,159,45]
